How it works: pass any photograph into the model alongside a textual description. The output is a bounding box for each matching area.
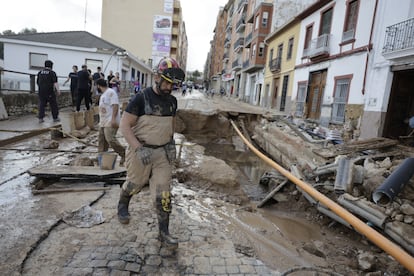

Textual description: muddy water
[183,134,328,271]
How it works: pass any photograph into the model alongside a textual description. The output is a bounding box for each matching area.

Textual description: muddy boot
[118,189,131,224]
[157,192,178,247]
[158,210,178,247]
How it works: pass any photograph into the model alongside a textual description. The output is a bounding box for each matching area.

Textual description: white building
[293,0,377,132]
[360,0,414,139]
[0,31,152,92]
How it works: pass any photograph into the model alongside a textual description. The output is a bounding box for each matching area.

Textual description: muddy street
[0,89,412,275]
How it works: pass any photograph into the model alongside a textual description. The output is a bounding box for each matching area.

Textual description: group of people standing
[63,65,121,112]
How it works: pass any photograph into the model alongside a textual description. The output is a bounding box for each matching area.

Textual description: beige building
[263,17,301,113]
[101,0,188,81]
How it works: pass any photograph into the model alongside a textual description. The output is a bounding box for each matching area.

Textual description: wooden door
[307,71,326,119]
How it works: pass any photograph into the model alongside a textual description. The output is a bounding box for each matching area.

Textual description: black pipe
[373,158,414,205]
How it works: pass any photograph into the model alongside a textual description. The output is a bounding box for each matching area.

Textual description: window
[86,59,103,73]
[287,37,294,60]
[259,42,265,57]
[277,43,283,60]
[280,75,289,111]
[262,12,268,27]
[304,25,313,54]
[252,44,256,57]
[295,83,307,116]
[332,77,351,123]
[269,48,274,63]
[30,53,47,69]
[320,8,333,35]
[343,0,359,41]
[255,15,260,30]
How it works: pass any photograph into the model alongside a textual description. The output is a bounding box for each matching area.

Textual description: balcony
[232,60,242,70]
[234,37,244,52]
[305,34,331,59]
[226,21,232,32]
[245,32,253,48]
[235,16,246,33]
[224,38,230,48]
[243,60,250,69]
[223,53,229,63]
[269,57,281,72]
[237,0,248,12]
[383,17,414,60]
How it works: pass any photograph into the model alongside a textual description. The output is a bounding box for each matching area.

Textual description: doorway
[382,69,414,138]
[307,70,327,119]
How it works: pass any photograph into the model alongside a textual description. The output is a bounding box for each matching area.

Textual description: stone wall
[0,87,131,118]
[1,91,72,117]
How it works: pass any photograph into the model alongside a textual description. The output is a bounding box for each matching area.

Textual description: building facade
[0,31,152,91]
[101,0,188,75]
[360,0,414,139]
[263,17,301,112]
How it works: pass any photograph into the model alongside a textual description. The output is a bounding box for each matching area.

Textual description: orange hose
[230,120,414,273]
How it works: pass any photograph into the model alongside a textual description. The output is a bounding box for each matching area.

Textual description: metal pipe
[372,158,414,205]
[230,120,414,273]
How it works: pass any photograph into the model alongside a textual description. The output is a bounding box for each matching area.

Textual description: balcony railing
[245,32,253,48]
[269,57,281,72]
[233,37,244,51]
[232,60,241,70]
[237,0,248,11]
[236,16,246,33]
[305,34,331,58]
[383,17,414,54]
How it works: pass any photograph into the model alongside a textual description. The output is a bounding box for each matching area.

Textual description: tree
[2,30,16,35]
[19,28,37,34]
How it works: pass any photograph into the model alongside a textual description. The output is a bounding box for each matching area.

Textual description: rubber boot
[158,210,178,247]
[117,189,131,224]
[157,192,178,246]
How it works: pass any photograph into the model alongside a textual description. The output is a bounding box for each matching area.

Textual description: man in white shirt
[97,79,125,165]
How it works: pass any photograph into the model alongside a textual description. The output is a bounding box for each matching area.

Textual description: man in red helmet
[117,57,185,247]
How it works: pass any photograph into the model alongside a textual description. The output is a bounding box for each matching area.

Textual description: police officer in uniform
[117,57,185,247]
[37,60,61,123]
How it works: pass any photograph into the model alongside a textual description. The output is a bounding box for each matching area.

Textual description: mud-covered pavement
[0,90,411,275]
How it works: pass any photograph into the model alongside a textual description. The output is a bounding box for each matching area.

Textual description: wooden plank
[313,138,399,159]
[257,179,289,208]
[32,186,111,195]
[28,165,126,179]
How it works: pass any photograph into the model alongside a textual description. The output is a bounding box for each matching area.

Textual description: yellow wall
[264,21,301,111]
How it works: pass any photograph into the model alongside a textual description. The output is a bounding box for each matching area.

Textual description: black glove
[164,139,176,163]
[136,146,152,165]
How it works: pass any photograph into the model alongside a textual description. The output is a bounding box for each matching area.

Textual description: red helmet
[157,57,185,84]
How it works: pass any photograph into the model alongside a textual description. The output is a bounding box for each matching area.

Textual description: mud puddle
[181,133,331,272]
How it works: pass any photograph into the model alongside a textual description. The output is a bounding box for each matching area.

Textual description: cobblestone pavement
[21,184,279,275]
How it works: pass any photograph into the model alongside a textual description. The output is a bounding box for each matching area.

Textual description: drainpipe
[230,119,414,273]
[372,157,414,205]
[361,0,379,95]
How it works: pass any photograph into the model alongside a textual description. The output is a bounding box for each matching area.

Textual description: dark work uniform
[77,69,91,111]
[37,68,59,120]
[126,87,177,118]
[68,72,78,106]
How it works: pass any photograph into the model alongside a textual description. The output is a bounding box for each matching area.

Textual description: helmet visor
[160,67,185,84]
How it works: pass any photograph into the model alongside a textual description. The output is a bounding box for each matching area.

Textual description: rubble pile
[252,117,414,257]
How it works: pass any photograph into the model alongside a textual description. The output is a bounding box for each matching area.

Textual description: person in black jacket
[63,65,78,108]
[37,60,60,123]
[76,65,92,112]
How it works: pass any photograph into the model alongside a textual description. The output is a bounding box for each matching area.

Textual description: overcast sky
[0,0,228,72]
